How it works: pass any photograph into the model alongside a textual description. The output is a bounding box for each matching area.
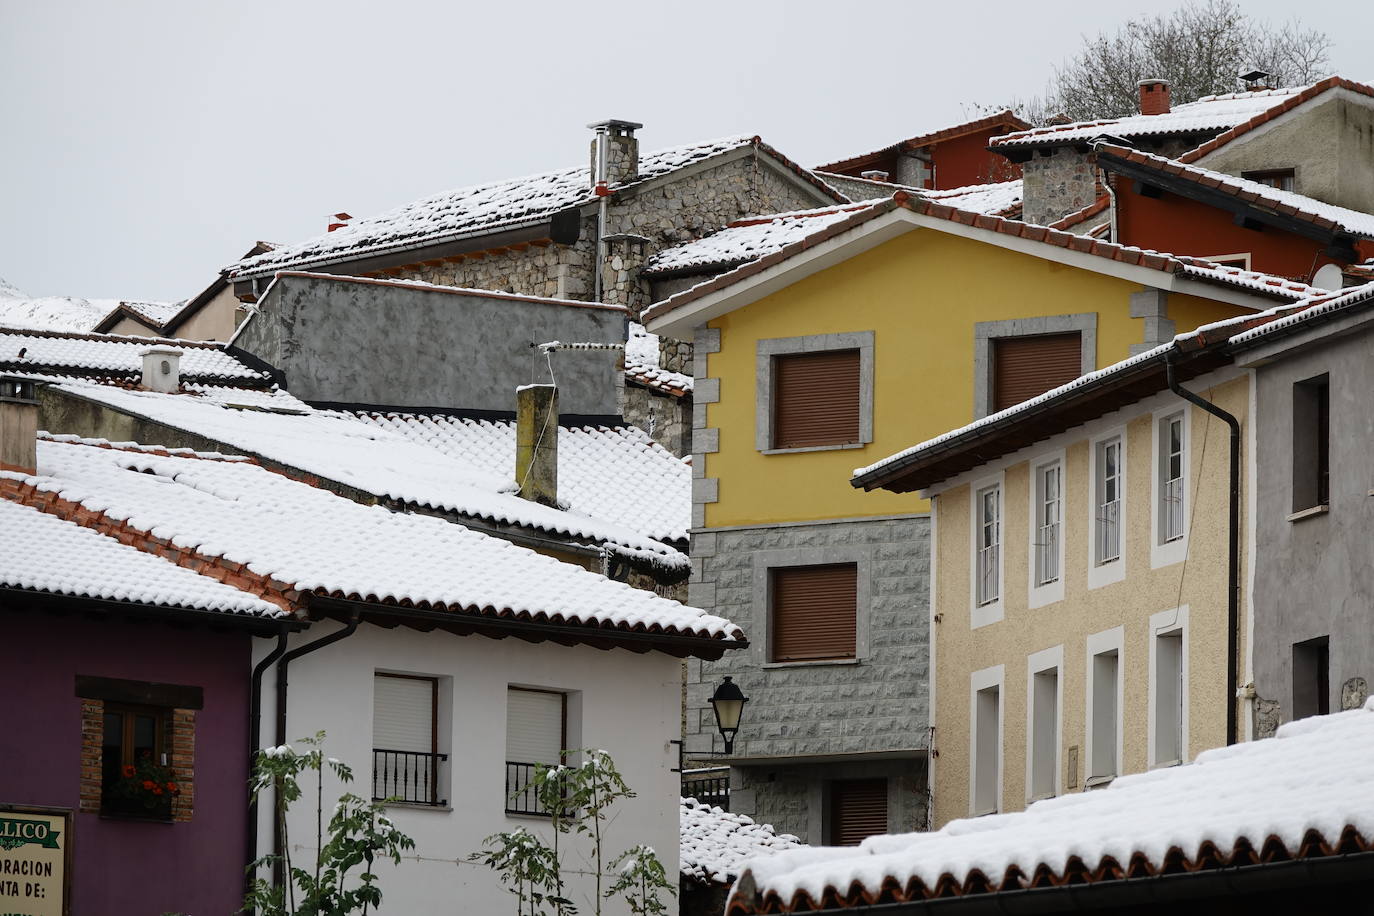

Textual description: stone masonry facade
[1020,147,1100,227]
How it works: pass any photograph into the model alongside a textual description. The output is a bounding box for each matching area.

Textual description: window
[1033,461,1062,587]
[1202,253,1251,270]
[101,704,170,816]
[770,564,858,662]
[971,674,1002,815]
[1158,413,1185,544]
[1242,168,1295,192]
[1085,628,1123,785]
[991,332,1083,413]
[1094,436,1123,565]
[1026,646,1062,802]
[1292,374,1330,512]
[506,687,567,816]
[772,350,861,449]
[373,673,446,806]
[975,484,1001,606]
[1292,636,1331,719]
[1149,607,1188,768]
[827,779,888,846]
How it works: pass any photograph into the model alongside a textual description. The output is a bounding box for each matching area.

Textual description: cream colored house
[852,319,1258,827]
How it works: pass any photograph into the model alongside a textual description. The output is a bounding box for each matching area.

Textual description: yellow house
[644,193,1311,844]
[851,312,1271,827]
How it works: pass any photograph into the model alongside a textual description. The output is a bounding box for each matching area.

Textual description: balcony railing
[682,766,730,811]
[373,748,447,806]
[1035,522,1059,586]
[1163,477,1184,543]
[1097,499,1121,563]
[506,760,569,816]
[976,543,999,605]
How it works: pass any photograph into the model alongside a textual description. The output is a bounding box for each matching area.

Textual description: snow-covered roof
[815,110,1031,173]
[729,700,1374,913]
[1096,142,1374,238]
[680,797,805,886]
[992,85,1310,150]
[7,438,741,645]
[624,321,693,397]
[1229,279,1374,346]
[0,496,283,617]
[48,380,687,567]
[0,327,273,385]
[229,136,838,279]
[644,203,885,277]
[353,408,691,543]
[921,180,1023,217]
[93,299,187,331]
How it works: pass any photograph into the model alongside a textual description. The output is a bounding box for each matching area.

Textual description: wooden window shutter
[773,350,861,448]
[992,333,1082,413]
[829,778,888,846]
[771,564,857,662]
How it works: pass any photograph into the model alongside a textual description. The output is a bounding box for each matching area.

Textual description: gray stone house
[994,76,1374,229]
[1230,282,1374,736]
[222,122,845,456]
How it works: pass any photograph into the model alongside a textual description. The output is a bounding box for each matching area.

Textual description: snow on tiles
[227,136,763,279]
[624,322,693,397]
[354,407,691,543]
[644,203,881,276]
[47,380,687,566]
[732,700,1374,912]
[920,179,1022,216]
[0,497,282,617]
[680,797,806,886]
[0,327,270,382]
[20,439,741,640]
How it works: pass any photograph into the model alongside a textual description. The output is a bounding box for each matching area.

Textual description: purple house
[1,379,286,915]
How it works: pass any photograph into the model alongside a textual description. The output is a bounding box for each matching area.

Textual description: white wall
[252,621,683,915]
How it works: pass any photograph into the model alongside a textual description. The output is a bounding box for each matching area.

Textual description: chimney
[327,212,352,232]
[1240,69,1272,92]
[515,384,558,506]
[1138,79,1171,116]
[860,170,890,182]
[0,376,39,475]
[588,120,643,192]
[141,347,182,394]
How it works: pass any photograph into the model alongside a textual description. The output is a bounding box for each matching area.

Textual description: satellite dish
[1312,263,1344,290]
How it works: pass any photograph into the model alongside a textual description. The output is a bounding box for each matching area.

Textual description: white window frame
[1087,428,1127,590]
[1084,626,1124,786]
[969,664,1004,817]
[969,474,1005,628]
[1147,606,1189,768]
[1151,407,1189,569]
[1027,451,1066,609]
[1025,645,1063,804]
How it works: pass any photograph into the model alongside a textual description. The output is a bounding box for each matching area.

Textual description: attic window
[1241,168,1295,192]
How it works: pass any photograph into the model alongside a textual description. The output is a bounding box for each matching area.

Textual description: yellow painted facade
[702,228,1245,528]
[928,373,1250,827]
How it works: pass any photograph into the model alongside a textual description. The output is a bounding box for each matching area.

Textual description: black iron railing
[506,760,568,816]
[373,748,447,806]
[682,766,730,811]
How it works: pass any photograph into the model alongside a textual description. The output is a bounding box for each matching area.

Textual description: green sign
[0,819,59,853]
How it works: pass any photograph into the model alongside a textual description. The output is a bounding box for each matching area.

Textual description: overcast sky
[2,0,1371,302]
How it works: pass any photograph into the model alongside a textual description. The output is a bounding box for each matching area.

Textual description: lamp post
[708,676,748,755]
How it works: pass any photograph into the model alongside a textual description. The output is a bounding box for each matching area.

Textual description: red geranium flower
[122,765,135,779]
[142,780,156,791]
[152,786,164,796]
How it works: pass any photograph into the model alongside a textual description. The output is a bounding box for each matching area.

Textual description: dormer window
[1241,168,1295,192]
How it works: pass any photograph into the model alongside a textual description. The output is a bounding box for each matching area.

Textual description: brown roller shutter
[830,778,888,846]
[770,564,857,662]
[992,333,1082,413]
[773,350,861,448]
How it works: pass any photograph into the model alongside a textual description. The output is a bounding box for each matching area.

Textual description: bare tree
[976,0,1331,125]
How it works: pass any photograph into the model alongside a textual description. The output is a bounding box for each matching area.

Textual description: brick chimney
[327,212,352,232]
[515,384,558,506]
[588,120,643,191]
[141,347,182,394]
[1138,79,1171,116]
[860,170,890,182]
[0,376,39,475]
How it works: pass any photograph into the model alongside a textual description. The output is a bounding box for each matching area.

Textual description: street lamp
[708,676,748,755]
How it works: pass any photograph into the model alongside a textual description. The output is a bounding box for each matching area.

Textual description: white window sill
[761,442,866,455]
[1028,792,1057,803]
[971,807,999,817]
[1084,774,1116,789]
[1150,759,1182,770]
[1287,504,1329,523]
[762,658,860,669]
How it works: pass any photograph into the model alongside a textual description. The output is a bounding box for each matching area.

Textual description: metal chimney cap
[586,119,644,132]
[1239,69,1270,83]
[0,375,40,405]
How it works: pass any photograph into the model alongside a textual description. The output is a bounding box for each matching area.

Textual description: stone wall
[621,384,691,457]
[1020,147,1099,227]
[399,232,595,302]
[684,515,931,760]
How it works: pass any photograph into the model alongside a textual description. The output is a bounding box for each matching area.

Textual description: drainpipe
[270,610,362,885]
[1166,355,1240,746]
[245,622,290,901]
[593,127,609,303]
[1102,167,1118,243]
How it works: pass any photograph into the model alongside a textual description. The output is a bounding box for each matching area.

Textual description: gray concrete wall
[236,274,625,414]
[684,515,931,761]
[1199,94,1374,213]
[1249,315,1374,735]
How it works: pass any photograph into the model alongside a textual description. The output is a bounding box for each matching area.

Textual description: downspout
[1102,167,1118,243]
[245,622,290,900]
[593,130,609,303]
[270,610,362,885]
[1166,355,1240,746]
